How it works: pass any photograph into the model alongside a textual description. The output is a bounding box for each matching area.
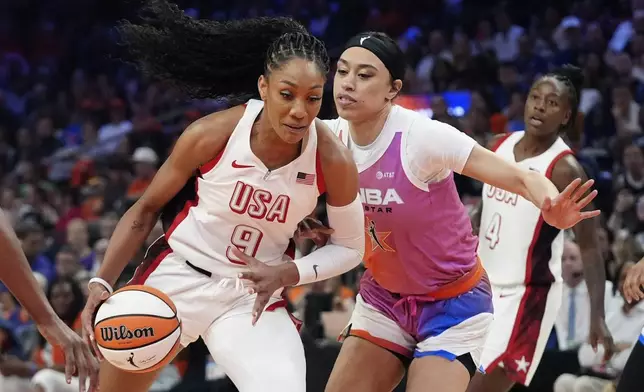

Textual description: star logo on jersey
[514,356,530,373]
[365,217,395,253]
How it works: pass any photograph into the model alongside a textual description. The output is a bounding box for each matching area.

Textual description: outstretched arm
[0,209,99,392]
[551,156,614,359]
[0,209,56,324]
[461,144,560,209]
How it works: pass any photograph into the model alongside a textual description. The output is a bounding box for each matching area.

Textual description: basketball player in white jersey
[0,210,99,392]
[79,4,364,392]
[467,66,614,392]
[313,32,601,392]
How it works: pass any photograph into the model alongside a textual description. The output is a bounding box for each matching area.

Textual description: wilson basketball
[94,285,181,373]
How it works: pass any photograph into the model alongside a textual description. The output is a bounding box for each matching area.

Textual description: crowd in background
[2,0,644,391]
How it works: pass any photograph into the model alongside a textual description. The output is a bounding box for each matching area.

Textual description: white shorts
[131,238,306,392]
[479,282,563,386]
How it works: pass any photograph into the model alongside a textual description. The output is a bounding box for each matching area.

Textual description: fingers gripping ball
[93,285,181,373]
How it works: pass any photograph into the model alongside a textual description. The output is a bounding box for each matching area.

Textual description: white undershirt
[324,105,477,183]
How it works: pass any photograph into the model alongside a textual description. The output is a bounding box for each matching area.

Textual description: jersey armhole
[490,133,512,152]
[545,150,574,179]
[198,136,230,177]
[315,149,326,195]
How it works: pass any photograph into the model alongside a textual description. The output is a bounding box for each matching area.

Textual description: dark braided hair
[117,0,330,104]
[543,64,584,132]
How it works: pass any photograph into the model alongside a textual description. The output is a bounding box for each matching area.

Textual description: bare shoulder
[550,153,586,190]
[314,118,354,169]
[175,105,246,163]
[314,118,359,205]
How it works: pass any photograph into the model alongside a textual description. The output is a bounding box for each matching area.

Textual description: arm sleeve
[321,119,340,135]
[293,195,365,285]
[404,118,478,182]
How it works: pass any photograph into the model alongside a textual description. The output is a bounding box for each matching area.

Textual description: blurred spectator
[15,221,54,283]
[554,261,644,392]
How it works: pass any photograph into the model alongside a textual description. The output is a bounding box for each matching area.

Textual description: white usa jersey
[478,131,572,287]
[163,99,324,277]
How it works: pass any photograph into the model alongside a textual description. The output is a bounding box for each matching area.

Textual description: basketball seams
[95,313,177,323]
[113,286,178,314]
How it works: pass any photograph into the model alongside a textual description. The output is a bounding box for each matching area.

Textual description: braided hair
[543,64,584,132]
[117,0,329,104]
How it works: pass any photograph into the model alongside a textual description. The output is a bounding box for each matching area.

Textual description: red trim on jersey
[199,141,228,176]
[165,145,227,240]
[165,179,199,240]
[545,150,574,178]
[285,239,296,260]
[129,247,173,285]
[491,133,512,152]
[315,150,326,195]
[484,149,572,385]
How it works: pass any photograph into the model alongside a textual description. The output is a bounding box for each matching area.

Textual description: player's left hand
[623,259,644,303]
[294,216,334,247]
[541,178,600,229]
[37,317,100,392]
[589,317,615,362]
[233,247,298,326]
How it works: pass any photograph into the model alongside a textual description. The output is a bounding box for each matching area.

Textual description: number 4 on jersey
[484,213,502,249]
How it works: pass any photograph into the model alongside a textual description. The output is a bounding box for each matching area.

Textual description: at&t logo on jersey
[484,185,518,206]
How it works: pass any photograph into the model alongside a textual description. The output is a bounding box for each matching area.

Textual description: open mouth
[529,116,544,126]
[336,94,357,106]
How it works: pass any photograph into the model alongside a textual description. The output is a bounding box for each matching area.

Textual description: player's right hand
[37,317,100,392]
[623,258,644,303]
[294,216,334,247]
[81,282,111,361]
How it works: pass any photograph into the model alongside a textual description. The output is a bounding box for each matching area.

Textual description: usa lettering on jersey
[484,185,519,206]
[226,181,291,264]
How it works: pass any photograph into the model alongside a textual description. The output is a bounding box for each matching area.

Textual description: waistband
[426,256,484,300]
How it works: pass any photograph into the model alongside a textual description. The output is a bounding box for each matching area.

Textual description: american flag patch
[296,172,315,185]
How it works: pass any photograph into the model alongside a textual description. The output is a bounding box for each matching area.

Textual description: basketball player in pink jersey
[320,33,601,392]
[79,2,364,392]
[468,66,614,392]
[0,210,99,392]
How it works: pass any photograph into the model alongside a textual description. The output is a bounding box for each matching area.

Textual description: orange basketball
[94,285,181,373]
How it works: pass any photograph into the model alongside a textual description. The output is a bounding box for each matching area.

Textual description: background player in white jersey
[618,256,644,391]
[317,32,601,392]
[468,66,614,392]
[79,2,365,392]
[0,209,99,392]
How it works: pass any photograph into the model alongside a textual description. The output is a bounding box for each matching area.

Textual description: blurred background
[1,0,644,391]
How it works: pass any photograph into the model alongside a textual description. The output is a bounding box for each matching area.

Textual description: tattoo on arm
[131,220,145,231]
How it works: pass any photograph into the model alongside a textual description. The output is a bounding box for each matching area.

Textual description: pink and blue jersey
[325,106,493,364]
